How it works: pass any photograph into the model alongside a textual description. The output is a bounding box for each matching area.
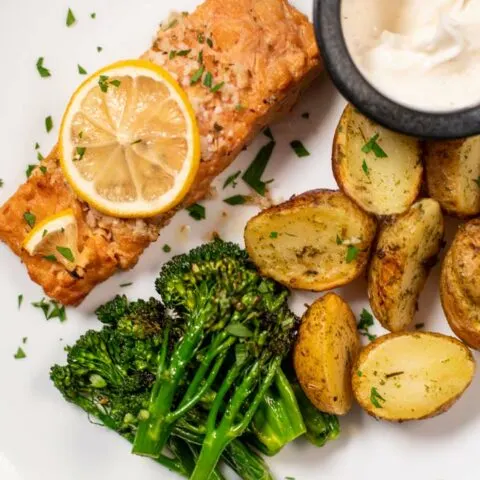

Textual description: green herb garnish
[45,116,53,133]
[197,50,203,64]
[56,246,75,262]
[210,81,224,93]
[270,232,278,239]
[97,46,103,53]
[223,171,241,189]
[120,282,133,288]
[37,151,44,161]
[263,127,274,140]
[370,387,386,408]
[224,195,247,206]
[36,57,51,78]
[23,212,36,228]
[26,165,36,178]
[66,8,76,27]
[362,159,369,176]
[163,244,172,253]
[18,294,23,309]
[362,133,388,158]
[336,235,343,245]
[14,347,26,359]
[32,298,66,322]
[75,147,86,161]
[78,64,87,75]
[90,13,96,19]
[40,166,47,175]
[43,255,57,262]
[358,308,376,341]
[35,142,40,150]
[0,179,3,187]
[346,245,359,263]
[198,33,205,43]
[186,203,206,221]
[206,38,214,48]
[242,141,275,196]
[290,140,310,158]
[203,72,213,88]
[191,65,205,84]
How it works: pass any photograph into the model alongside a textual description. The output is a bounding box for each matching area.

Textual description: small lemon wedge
[59,60,201,218]
[22,209,79,271]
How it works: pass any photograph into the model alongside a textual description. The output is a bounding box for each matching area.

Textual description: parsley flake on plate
[224,195,247,206]
[45,116,53,133]
[242,141,275,196]
[190,65,205,84]
[18,294,23,309]
[186,203,206,221]
[36,57,51,78]
[66,8,76,27]
[78,64,87,75]
[362,159,369,176]
[14,347,26,359]
[290,140,310,158]
[56,246,75,262]
[223,171,241,189]
[162,244,172,253]
[23,211,36,228]
[120,282,133,288]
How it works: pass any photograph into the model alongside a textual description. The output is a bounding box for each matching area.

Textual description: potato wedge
[352,332,475,421]
[441,219,480,349]
[332,104,423,216]
[424,137,480,217]
[293,293,360,415]
[244,189,377,291]
[368,199,444,332]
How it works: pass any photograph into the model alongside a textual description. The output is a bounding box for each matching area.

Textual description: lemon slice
[59,60,201,218]
[23,209,79,271]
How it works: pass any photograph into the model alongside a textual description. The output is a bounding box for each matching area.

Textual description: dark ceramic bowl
[313,0,480,139]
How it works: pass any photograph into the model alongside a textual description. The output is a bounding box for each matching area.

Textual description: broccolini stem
[223,439,274,480]
[133,306,213,457]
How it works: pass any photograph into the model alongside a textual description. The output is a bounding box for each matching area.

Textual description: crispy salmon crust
[0,0,321,305]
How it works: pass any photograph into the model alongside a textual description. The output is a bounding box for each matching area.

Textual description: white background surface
[0,1,478,479]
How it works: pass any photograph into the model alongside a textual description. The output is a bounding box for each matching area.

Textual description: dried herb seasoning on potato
[368,199,444,332]
[244,189,377,291]
[293,293,361,415]
[332,104,423,216]
[424,137,480,217]
[441,218,480,349]
[352,332,475,421]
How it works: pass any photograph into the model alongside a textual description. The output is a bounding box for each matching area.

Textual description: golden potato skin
[352,332,476,422]
[333,104,423,216]
[440,219,480,349]
[424,137,480,217]
[244,189,377,291]
[293,293,360,415]
[368,199,444,332]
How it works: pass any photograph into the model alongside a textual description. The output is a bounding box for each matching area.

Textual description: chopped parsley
[22,337,27,344]
[37,151,44,161]
[370,387,386,408]
[78,64,87,75]
[26,165,36,178]
[362,133,388,158]
[357,370,363,377]
[56,246,75,262]
[97,46,103,53]
[358,308,376,341]
[197,32,205,43]
[290,140,310,158]
[223,171,241,189]
[35,142,40,150]
[186,203,206,221]
[36,57,51,78]
[98,75,121,93]
[301,112,310,119]
[75,147,86,161]
[14,347,26,359]
[211,81,224,93]
[32,298,66,322]
[190,65,205,84]
[263,127,274,140]
[120,282,133,288]
[0,179,3,187]
[43,255,57,262]
[242,141,275,196]
[224,195,247,206]
[40,166,47,175]
[336,235,343,245]
[345,245,359,263]
[90,13,97,19]
[18,294,23,309]
[197,50,203,63]
[162,244,172,253]
[474,177,480,188]
[206,38,214,48]
[66,8,76,27]
[270,232,278,239]
[23,212,36,228]
[45,116,53,133]
[362,159,369,176]
[203,72,213,88]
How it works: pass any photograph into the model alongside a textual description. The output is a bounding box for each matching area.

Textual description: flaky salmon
[0,0,321,305]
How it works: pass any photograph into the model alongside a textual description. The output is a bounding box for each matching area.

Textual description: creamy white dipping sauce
[341,0,480,112]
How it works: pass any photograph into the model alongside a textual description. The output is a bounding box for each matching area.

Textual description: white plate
[0,1,479,479]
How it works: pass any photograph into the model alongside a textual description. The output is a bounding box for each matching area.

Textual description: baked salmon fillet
[0,0,321,305]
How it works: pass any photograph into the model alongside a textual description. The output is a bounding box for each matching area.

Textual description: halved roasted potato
[294,293,360,415]
[352,332,475,421]
[368,199,444,332]
[333,104,423,216]
[424,137,480,217]
[244,189,377,291]
[441,219,480,349]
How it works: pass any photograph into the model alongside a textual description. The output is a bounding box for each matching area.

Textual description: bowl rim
[313,0,480,139]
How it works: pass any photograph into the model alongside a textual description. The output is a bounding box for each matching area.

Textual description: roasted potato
[244,189,377,291]
[424,137,480,217]
[332,104,423,216]
[441,219,480,349]
[352,332,475,421]
[294,293,360,415]
[368,199,444,332]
